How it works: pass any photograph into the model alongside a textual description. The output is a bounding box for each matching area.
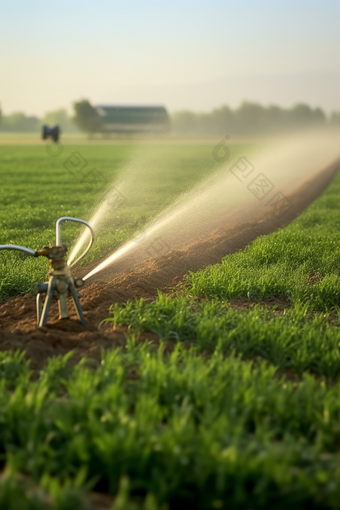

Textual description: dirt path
[0,157,339,368]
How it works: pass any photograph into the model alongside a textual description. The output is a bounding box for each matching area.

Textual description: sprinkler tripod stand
[0,217,94,328]
[35,243,87,327]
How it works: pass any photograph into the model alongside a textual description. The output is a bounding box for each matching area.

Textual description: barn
[95,105,169,133]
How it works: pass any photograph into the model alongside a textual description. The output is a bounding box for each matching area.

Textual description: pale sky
[1,0,339,116]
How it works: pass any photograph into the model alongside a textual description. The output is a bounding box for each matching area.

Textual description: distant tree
[330,111,340,126]
[289,103,326,128]
[265,105,288,132]
[313,107,326,123]
[234,102,267,135]
[1,112,40,132]
[73,100,100,133]
[171,107,237,136]
[171,110,198,134]
[198,106,237,135]
[42,108,77,132]
[170,101,329,137]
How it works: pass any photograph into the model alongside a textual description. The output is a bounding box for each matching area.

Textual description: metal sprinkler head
[0,217,94,328]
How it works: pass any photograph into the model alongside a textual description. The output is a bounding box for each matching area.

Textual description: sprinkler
[0,217,94,327]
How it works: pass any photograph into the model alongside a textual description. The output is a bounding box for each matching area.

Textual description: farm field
[1,141,340,508]
[0,141,255,299]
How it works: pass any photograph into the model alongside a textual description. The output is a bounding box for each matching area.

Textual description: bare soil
[0,158,339,369]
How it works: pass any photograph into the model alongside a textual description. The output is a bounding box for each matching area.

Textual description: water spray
[0,217,94,327]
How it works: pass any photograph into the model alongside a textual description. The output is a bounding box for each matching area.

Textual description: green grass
[109,172,340,377]
[2,142,340,508]
[2,347,340,509]
[0,142,251,299]
[186,178,340,311]
[109,297,340,379]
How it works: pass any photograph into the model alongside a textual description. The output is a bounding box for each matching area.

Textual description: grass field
[0,142,253,299]
[1,142,340,508]
[111,173,340,378]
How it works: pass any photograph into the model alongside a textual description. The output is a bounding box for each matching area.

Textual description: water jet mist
[82,130,340,282]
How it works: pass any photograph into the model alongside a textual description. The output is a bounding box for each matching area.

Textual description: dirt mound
[0,159,339,368]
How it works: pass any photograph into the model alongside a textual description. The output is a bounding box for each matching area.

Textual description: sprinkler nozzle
[0,216,94,328]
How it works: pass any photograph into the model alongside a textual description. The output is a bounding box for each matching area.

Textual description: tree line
[0,100,339,135]
[0,108,77,133]
[171,102,340,135]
